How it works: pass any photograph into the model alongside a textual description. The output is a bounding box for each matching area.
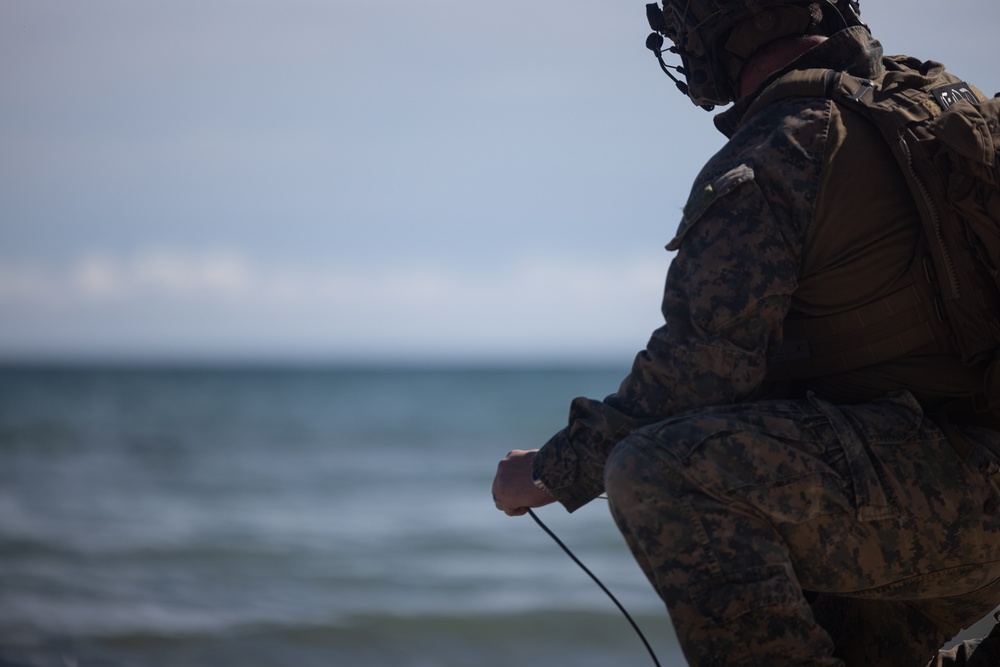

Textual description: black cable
[527,508,662,667]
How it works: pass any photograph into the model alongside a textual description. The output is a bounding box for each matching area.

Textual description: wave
[1,610,685,667]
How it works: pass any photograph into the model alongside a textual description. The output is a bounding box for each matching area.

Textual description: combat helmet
[645,0,865,108]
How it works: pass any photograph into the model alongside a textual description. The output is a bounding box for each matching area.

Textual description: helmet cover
[650,0,864,107]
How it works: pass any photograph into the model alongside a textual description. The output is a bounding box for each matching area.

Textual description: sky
[2,0,998,364]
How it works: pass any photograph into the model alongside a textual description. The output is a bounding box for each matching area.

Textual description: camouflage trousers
[604,390,1000,667]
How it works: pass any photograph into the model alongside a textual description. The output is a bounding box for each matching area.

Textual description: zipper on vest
[896,135,962,300]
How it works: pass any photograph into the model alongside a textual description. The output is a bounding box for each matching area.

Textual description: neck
[737,34,829,99]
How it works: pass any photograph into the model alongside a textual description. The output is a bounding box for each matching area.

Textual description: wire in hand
[526,508,661,667]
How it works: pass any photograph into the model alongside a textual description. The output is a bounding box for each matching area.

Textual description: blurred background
[2,1,998,665]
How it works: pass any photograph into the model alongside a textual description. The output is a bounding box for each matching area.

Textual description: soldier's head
[645,0,865,108]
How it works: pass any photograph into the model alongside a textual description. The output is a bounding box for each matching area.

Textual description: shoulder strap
[745,63,988,131]
[743,68,840,121]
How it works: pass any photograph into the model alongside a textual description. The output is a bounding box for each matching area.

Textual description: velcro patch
[932,81,980,110]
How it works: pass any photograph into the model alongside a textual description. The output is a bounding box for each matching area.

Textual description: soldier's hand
[492,449,556,516]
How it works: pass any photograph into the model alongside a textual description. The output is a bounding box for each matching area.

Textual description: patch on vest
[931,82,980,110]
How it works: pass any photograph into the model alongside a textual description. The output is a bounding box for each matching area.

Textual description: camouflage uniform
[531,25,1000,667]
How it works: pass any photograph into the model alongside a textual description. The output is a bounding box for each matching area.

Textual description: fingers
[493,491,527,516]
[492,448,543,515]
[494,492,528,516]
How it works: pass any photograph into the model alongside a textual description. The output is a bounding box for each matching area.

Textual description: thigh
[606,391,1000,665]
[605,396,850,666]
[624,391,1000,597]
[787,399,1000,604]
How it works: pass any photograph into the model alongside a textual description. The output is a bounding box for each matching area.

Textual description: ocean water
[0,365,687,667]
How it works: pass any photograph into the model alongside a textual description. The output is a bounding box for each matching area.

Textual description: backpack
[749,56,1000,413]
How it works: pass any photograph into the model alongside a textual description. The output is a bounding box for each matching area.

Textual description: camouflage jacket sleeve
[532,100,828,512]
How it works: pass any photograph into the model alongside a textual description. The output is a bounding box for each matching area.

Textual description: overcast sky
[2,0,997,364]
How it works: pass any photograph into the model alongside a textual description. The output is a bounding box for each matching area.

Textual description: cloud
[0,248,670,361]
[1,250,249,305]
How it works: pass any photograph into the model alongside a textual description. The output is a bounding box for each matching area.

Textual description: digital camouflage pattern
[531,25,888,512]
[604,391,1000,666]
[530,24,1000,667]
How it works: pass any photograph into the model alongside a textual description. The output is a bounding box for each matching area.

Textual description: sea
[0,364,688,667]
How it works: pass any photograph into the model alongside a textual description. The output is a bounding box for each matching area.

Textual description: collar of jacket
[713,25,885,138]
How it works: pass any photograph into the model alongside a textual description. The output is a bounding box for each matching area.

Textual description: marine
[491,1,1000,665]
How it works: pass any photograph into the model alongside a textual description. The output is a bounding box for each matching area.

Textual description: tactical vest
[756,56,1000,416]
